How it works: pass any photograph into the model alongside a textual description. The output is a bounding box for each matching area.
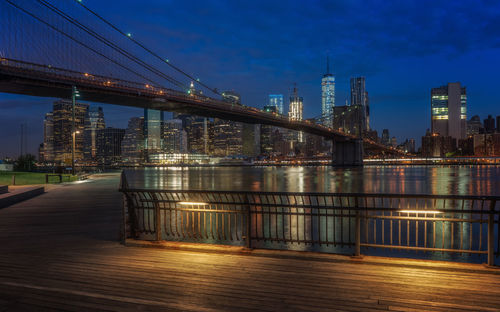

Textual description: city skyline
[1,0,500,157]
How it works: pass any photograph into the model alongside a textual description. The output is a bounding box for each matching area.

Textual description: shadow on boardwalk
[0,173,499,312]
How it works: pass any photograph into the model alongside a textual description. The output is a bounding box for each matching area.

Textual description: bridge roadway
[0,58,400,155]
[0,173,499,311]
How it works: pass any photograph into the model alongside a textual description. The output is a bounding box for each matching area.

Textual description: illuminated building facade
[321,57,335,127]
[121,117,144,164]
[41,112,54,162]
[431,82,467,140]
[144,109,164,162]
[83,106,105,162]
[269,94,284,115]
[52,99,88,164]
[288,85,304,143]
[213,118,243,156]
[163,119,187,154]
[261,105,277,155]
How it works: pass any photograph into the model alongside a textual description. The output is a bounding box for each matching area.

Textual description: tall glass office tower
[431,82,467,140]
[144,108,164,161]
[321,56,335,127]
[269,94,284,115]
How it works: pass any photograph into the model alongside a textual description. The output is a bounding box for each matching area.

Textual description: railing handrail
[119,187,500,202]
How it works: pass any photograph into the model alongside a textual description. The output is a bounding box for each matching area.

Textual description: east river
[124,165,500,196]
[124,165,499,264]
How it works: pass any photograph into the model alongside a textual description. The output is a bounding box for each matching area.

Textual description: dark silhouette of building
[332,105,365,136]
[350,77,369,130]
[96,127,125,165]
[381,129,390,145]
[484,115,495,134]
[421,131,456,157]
[467,115,484,136]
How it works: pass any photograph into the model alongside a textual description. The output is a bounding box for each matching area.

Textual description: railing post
[11,175,15,185]
[354,196,361,258]
[488,199,496,266]
[152,192,162,242]
[245,194,252,249]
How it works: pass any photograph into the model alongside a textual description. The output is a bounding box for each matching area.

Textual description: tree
[14,154,36,171]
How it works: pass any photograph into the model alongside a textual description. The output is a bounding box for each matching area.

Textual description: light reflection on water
[125,165,500,196]
[125,165,499,264]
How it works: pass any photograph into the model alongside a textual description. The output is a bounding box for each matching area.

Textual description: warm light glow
[178,201,208,206]
[399,210,443,214]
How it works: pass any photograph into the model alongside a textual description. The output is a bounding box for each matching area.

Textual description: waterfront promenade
[0,174,499,311]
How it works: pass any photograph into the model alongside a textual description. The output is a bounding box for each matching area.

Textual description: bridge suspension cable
[35,0,189,91]
[74,0,222,96]
[3,0,166,89]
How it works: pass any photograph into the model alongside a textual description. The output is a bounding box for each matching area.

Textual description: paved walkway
[0,173,499,311]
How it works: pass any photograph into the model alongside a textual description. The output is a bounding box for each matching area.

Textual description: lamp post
[72,130,80,175]
[71,86,80,175]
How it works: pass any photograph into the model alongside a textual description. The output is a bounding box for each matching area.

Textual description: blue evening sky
[1,0,500,157]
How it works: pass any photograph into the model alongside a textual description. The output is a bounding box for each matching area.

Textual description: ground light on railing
[399,210,443,214]
[178,202,208,206]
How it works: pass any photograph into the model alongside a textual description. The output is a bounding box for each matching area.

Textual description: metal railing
[120,174,500,265]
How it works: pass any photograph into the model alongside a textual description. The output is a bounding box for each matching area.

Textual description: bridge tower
[333,138,364,166]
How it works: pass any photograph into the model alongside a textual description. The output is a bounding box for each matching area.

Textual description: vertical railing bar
[407,199,410,247]
[390,197,393,246]
[348,196,352,244]
[293,195,299,244]
[324,196,329,246]
[415,199,419,248]
[460,199,464,253]
[398,198,402,247]
[487,199,495,266]
[433,198,436,249]
[333,196,338,246]
[470,200,474,253]
[479,199,485,251]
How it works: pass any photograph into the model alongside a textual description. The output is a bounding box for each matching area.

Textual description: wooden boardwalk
[0,174,499,312]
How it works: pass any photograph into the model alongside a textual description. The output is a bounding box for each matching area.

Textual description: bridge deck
[0,174,498,311]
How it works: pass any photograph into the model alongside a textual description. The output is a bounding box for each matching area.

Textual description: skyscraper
[289,85,304,143]
[350,77,369,130]
[52,99,88,164]
[484,115,495,133]
[163,119,187,154]
[321,56,335,127]
[42,112,54,162]
[83,106,105,161]
[96,127,125,165]
[269,94,284,115]
[121,117,144,164]
[144,108,164,162]
[431,82,467,141]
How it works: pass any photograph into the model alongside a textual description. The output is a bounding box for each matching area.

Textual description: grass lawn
[0,171,78,185]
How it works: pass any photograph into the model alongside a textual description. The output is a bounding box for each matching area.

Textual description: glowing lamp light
[399,210,443,214]
[178,201,208,206]
[127,33,132,37]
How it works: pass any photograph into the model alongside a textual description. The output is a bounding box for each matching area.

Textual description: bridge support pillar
[333,139,364,166]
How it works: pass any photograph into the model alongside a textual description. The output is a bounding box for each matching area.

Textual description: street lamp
[72,130,80,175]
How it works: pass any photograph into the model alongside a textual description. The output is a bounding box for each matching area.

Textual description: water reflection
[125,165,500,196]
